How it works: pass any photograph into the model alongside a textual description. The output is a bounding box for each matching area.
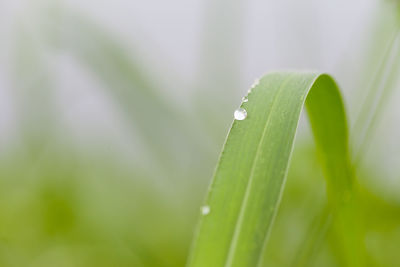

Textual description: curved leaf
[187,72,361,267]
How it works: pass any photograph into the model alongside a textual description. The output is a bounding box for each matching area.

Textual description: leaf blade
[187,72,357,267]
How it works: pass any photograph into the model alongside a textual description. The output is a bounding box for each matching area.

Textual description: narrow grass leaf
[187,72,361,267]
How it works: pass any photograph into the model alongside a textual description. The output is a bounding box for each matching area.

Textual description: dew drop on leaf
[234,108,247,120]
[251,79,260,88]
[242,96,248,103]
[201,205,210,215]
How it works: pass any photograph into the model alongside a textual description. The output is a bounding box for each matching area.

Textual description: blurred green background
[0,0,400,266]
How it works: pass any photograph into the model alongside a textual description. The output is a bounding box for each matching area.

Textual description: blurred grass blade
[195,0,245,142]
[292,207,332,266]
[352,27,400,163]
[42,8,214,174]
[187,72,361,267]
[12,24,57,154]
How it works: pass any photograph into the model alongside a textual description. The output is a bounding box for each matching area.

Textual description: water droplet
[201,205,210,215]
[251,79,260,88]
[234,108,247,120]
[242,96,248,103]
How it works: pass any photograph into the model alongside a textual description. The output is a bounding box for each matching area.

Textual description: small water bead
[234,108,247,120]
[248,79,260,94]
[242,96,248,103]
[201,205,210,215]
[251,79,260,88]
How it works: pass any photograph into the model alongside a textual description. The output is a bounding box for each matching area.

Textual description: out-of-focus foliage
[0,0,399,266]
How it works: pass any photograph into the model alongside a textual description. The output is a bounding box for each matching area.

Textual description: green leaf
[187,72,362,267]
